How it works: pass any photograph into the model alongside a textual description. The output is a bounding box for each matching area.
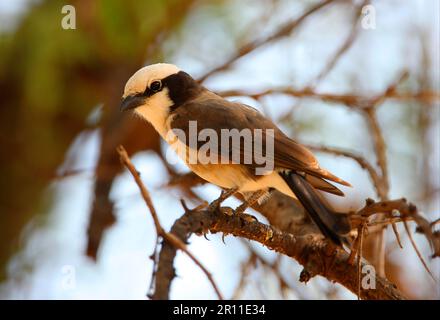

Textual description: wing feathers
[170,94,351,192]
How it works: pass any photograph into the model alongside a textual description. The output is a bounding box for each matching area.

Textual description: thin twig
[403,220,436,282]
[356,198,439,274]
[357,222,365,300]
[364,108,389,198]
[198,0,340,82]
[219,88,440,109]
[391,223,403,249]
[243,242,296,299]
[430,218,440,227]
[312,0,368,85]
[147,235,161,297]
[116,145,224,300]
[361,72,410,276]
[305,144,382,198]
[231,253,256,299]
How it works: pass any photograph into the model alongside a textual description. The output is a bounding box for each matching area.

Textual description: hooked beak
[120,94,145,112]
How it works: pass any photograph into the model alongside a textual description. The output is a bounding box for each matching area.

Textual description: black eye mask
[143,80,163,97]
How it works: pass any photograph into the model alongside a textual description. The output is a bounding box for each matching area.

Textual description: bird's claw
[220,207,234,216]
[208,199,222,212]
[234,203,248,215]
[208,188,238,212]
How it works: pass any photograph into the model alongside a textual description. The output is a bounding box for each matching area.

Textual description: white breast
[134,88,174,138]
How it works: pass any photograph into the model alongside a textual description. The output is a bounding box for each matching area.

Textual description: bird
[120,63,352,245]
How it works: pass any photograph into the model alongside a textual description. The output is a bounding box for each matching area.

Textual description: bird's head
[121,63,200,127]
[121,63,180,112]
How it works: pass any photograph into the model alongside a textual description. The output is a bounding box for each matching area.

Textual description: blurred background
[0,0,439,299]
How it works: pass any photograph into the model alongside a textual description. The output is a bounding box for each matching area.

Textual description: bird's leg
[208,187,238,212]
[235,190,267,215]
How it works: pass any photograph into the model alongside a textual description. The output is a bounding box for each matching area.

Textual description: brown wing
[170,94,350,193]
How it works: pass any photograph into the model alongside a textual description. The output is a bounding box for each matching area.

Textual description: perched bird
[121,63,352,245]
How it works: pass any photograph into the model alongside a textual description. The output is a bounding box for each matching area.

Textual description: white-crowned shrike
[121,63,351,244]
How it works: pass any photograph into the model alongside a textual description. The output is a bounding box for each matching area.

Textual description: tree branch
[116,145,223,300]
[198,0,340,82]
[108,143,440,301]
[305,144,382,198]
[154,203,407,300]
[218,87,440,108]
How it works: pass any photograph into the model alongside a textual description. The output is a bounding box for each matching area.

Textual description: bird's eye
[150,80,162,93]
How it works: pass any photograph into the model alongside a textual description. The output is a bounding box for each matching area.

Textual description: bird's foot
[208,188,238,212]
[234,202,248,215]
[219,207,234,216]
[234,190,267,215]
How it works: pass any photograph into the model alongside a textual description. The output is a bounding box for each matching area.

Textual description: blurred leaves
[0,0,196,280]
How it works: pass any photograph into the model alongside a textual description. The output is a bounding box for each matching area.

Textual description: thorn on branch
[353,197,439,283]
[365,198,375,207]
[299,268,312,284]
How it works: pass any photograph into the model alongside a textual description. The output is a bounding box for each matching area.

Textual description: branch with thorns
[152,192,410,300]
[117,145,439,300]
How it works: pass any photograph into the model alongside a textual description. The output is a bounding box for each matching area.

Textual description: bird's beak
[120,94,145,112]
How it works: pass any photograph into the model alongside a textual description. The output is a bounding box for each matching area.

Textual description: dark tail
[280,171,351,246]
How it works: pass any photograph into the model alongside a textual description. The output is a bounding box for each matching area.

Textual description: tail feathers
[304,173,344,196]
[281,171,351,245]
[307,167,352,187]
